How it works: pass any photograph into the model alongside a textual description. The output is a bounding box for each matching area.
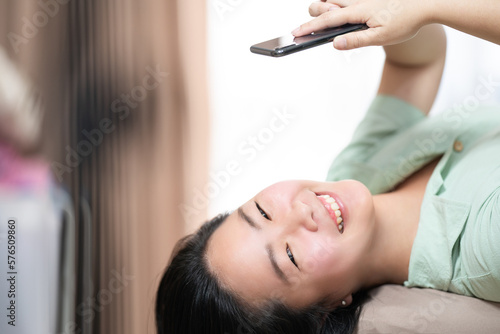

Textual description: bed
[355,285,500,333]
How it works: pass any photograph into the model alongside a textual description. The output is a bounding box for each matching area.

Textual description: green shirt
[326,95,500,302]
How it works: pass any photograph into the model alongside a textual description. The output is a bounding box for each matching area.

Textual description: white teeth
[317,194,344,233]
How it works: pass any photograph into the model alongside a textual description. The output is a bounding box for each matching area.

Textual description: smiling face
[206,180,377,310]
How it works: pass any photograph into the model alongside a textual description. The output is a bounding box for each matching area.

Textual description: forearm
[383,24,446,67]
[378,25,447,115]
[427,0,500,45]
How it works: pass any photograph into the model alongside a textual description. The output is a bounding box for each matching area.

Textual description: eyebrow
[266,244,290,285]
[237,207,290,285]
[238,207,261,230]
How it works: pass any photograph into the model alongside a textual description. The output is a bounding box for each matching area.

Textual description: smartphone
[250,24,367,57]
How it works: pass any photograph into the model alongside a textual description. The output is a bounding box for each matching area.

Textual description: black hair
[156,213,366,334]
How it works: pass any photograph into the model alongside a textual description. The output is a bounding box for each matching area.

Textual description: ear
[323,294,353,309]
[342,294,353,307]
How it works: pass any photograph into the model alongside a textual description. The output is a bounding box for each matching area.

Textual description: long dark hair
[156,213,366,334]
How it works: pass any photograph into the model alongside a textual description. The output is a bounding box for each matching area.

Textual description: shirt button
[453,140,464,152]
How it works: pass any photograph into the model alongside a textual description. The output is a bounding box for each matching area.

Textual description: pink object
[0,143,51,193]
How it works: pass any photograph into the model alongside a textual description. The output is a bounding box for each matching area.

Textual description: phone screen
[250,24,366,57]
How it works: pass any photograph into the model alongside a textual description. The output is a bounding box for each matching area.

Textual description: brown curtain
[0,0,209,333]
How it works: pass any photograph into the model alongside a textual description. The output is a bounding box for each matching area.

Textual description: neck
[360,191,420,289]
[357,156,440,290]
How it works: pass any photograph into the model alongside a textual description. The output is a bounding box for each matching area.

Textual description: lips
[316,194,344,233]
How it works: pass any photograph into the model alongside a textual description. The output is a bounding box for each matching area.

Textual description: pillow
[355,285,500,334]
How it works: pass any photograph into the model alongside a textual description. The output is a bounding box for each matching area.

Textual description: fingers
[321,0,351,5]
[333,28,379,50]
[292,11,349,37]
[309,1,340,17]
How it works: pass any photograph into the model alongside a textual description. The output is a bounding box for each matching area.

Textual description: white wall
[207,0,500,217]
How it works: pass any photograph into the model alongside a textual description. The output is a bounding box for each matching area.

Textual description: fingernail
[334,37,347,49]
[291,27,300,35]
[329,5,340,11]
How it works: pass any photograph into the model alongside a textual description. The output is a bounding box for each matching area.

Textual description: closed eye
[286,244,298,268]
[255,202,270,220]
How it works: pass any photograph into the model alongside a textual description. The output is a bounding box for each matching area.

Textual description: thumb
[333,28,376,50]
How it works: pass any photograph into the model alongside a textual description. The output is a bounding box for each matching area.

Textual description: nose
[286,200,318,232]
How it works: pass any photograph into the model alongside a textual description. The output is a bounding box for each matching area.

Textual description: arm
[293,0,500,50]
[378,24,446,115]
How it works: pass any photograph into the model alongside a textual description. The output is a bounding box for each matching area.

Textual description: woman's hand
[292,0,431,50]
[293,0,500,50]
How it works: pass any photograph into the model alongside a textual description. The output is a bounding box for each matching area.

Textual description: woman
[156,1,500,333]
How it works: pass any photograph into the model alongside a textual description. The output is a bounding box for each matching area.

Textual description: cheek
[300,234,342,275]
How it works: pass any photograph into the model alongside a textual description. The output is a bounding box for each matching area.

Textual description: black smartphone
[250,24,367,57]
